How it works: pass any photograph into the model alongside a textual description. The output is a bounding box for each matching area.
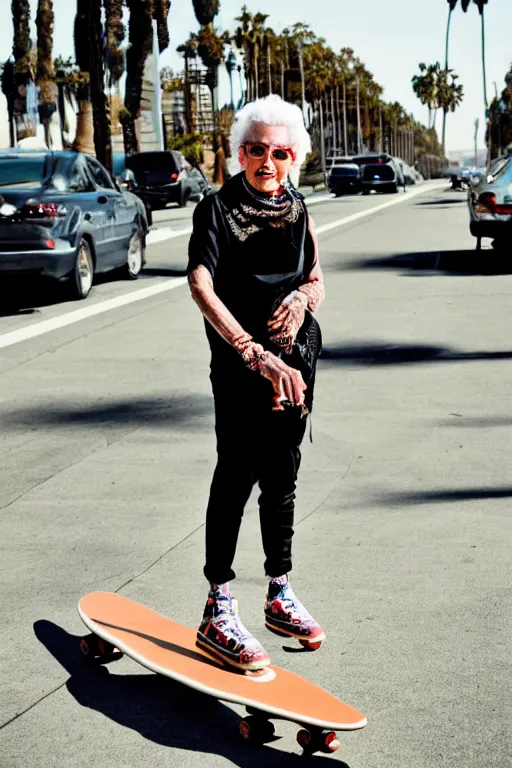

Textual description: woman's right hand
[257,351,307,411]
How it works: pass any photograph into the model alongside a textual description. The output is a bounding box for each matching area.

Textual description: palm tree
[234,6,253,103]
[36,0,56,148]
[473,0,489,109]
[0,60,16,145]
[11,0,33,139]
[412,62,440,130]
[250,12,269,100]
[445,0,470,69]
[104,0,126,90]
[438,68,464,151]
[122,0,171,156]
[443,1,470,153]
[192,0,220,26]
[73,0,95,156]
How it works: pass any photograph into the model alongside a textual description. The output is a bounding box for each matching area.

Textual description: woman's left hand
[267,291,307,353]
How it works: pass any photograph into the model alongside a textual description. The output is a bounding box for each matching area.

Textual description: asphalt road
[1,182,511,768]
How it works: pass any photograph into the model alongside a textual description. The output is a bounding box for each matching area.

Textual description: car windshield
[0,155,48,187]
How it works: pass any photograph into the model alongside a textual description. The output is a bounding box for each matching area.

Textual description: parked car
[0,149,148,299]
[117,150,210,212]
[327,159,361,196]
[350,153,402,194]
[468,154,512,250]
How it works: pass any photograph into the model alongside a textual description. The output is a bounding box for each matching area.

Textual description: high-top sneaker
[197,583,271,670]
[264,575,325,649]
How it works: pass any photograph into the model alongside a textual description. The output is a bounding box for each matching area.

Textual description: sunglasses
[244,144,294,162]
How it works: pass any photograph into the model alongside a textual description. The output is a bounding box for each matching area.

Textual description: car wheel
[390,183,398,193]
[124,229,145,280]
[362,189,370,196]
[71,239,94,299]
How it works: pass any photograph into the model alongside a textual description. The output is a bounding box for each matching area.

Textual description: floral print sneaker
[197,585,271,670]
[265,576,325,650]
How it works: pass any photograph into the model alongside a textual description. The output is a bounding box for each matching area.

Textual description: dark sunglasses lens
[273,149,289,161]
[249,145,265,157]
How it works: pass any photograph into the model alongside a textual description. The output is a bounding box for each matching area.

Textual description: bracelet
[297,281,325,312]
[239,342,268,371]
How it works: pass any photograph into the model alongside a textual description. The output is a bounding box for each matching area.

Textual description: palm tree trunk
[74,98,95,154]
[266,40,271,95]
[342,79,348,155]
[89,0,112,171]
[330,89,336,154]
[253,46,259,99]
[297,39,306,123]
[441,108,448,155]
[280,60,285,99]
[480,10,488,109]
[335,84,342,154]
[355,75,362,153]
[445,7,453,69]
[318,97,326,183]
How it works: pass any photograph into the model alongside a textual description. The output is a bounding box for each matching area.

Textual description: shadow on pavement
[372,487,512,505]
[33,620,351,767]
[439,415,512,428]
[320,341,512,367]
[0,276,66,312]
[0,394,213,431]
[415,197,466,206]
[340,249,511,276]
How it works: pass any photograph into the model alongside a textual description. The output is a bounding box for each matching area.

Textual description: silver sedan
[468,154,512,250]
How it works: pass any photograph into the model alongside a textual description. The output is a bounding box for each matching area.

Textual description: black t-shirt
[188,173,315,372]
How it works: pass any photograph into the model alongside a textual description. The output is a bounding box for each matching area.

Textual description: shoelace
[272,587,316,625]
[212,597,253,644]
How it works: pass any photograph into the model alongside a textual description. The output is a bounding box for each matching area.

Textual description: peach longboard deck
[78,591,367,732]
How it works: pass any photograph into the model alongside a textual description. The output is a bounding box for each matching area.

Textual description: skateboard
[78,591,367,754]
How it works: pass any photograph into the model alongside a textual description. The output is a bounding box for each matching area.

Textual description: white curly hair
[230,95,311,184]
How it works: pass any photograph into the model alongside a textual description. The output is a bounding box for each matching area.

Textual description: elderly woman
[188,95,326,670]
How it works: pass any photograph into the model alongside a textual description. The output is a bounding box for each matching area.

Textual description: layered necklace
[225,175,302,243]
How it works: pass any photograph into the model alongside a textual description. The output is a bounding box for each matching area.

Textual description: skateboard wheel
[80,634,123,663]
[299,639,322,651]
[239,719,252,741]
[239,716,275,744]
[322,731,340,753]
[296,728,311,749]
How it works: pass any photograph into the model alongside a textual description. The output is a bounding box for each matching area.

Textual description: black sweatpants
[203,369,308,585]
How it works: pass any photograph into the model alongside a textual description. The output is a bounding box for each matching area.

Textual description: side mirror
[469,173,482,187]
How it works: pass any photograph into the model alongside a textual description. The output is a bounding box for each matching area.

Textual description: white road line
[0,182,445,350]
[146,227,192,245]
[315,183,445,235]
[0,279,188,350]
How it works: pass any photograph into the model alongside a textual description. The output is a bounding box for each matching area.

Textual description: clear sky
[0,0,510,153]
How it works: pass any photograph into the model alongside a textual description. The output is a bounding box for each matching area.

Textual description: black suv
[122,150,210,210]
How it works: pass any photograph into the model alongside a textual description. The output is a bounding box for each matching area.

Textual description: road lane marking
[0,279,188,349]
[147,227,192,245]
[0,182,446,350]
[315,183,445,235]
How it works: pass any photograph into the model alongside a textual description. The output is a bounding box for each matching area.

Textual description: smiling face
[238,123,296,194]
